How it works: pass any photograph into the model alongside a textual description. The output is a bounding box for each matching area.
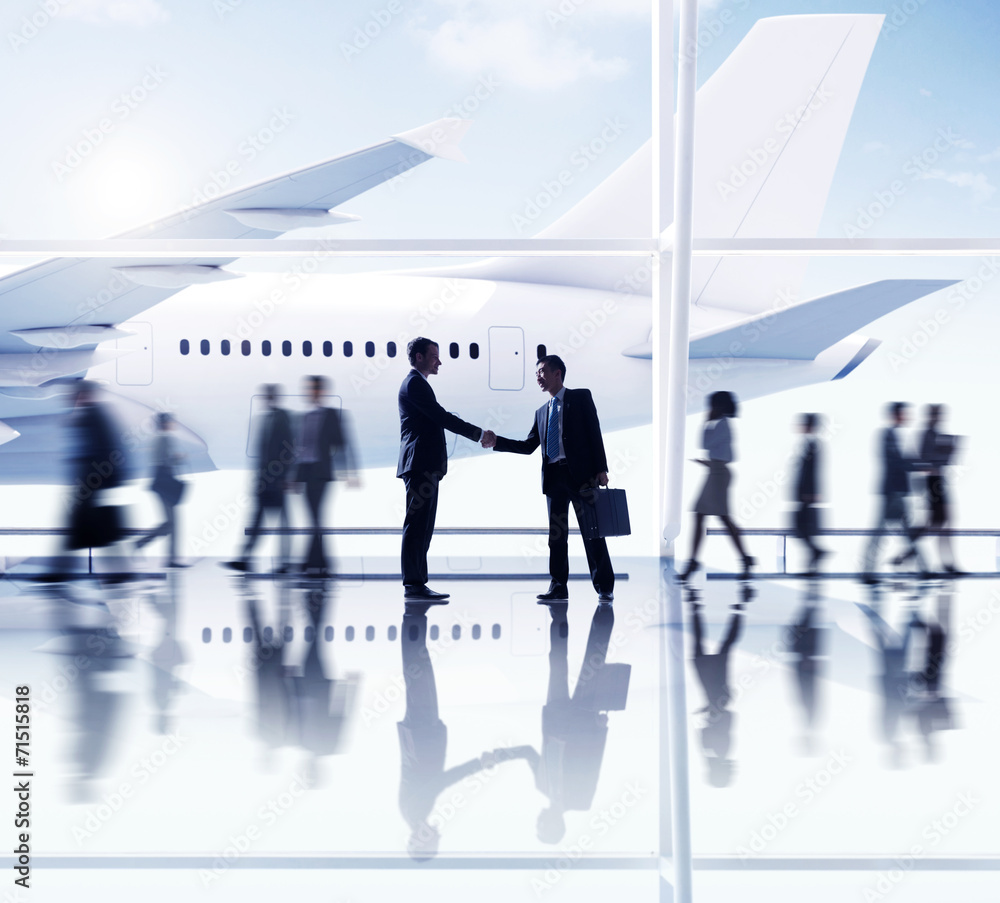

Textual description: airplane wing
[0,117,470,361]
[688,279,959,360]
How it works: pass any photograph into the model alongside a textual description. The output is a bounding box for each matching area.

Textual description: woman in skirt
[680,391,753,580]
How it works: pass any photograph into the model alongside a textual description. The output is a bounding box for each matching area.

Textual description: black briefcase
[578,487,631,540]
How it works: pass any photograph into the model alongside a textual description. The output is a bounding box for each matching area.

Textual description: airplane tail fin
[427,14,883,298]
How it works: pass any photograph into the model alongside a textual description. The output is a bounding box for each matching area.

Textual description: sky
[1,0,1000,562]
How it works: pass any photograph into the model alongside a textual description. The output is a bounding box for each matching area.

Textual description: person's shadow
[489,603,631,845]
[689,583,753,787]
[398,607,486,860]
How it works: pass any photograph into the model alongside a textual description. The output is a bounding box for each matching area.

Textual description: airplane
[0,13,958,484]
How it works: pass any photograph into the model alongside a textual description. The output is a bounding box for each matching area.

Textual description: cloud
[862,140,889,155]
[62,0,168,26]
[914,169,996,205]
[919,87,932,97]
[977,147,1000,163]
[416,4,630,90]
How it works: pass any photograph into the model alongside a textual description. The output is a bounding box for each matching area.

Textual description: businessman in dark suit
[295,375,357,576]
[862,401,926,583]
[397,337,492,600]
[793,413,827,574]
[487,355,614,603]
[226,384,296,573]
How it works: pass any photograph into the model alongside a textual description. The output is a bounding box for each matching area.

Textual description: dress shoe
[678,561,700,582]
[860,573,880,586]
[942,565,968,577]
[222,560,250,572]
[404,584,450,600]
[598,592,614,604]
[167,560,191,569]
[741,555,756,578]
[536,584,569,602]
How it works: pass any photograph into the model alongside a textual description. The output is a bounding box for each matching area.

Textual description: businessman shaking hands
[485,355,614,605]
[397,337,494,601]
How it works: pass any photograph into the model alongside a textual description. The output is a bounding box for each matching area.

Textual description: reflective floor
[1,554,998,901]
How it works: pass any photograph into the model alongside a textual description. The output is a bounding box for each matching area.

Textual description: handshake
[480,429,497,449]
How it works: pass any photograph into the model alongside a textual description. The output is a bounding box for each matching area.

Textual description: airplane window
[345,625,355,641]
[365,626,375,641]
[537,344,546,360]
[449,342,459,359]
[324,626,333,642]
[282,340,292,357]
[472,624,481,640]
[241,340,251,356]
[492,624,501,639]
[202,628,211,643]
[303,340,312,357]
[388,625,397,641]
[387,341,396,358]
[263,626,273,642]
[452,624,461,640]
[200,340,210,355]
[180,339,189,355]
[408,623,418,641]
[323,341,333,357]
[262,340,271,356]
[343,341,353,357]
[304,626,314,643]
[470,343,479,359]
[430,624,440,641]
[283,625,293,641]
[243,627,252,643]
[221,339,231,356]
[365,341,375,358]
[222,627,232,643]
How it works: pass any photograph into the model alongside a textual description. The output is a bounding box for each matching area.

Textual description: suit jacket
[494,387,609,495]
[295,407,352,483]
[795,438,819,501]
[396,369,481,479]
[880,426,910,496]
[254,408,294,494]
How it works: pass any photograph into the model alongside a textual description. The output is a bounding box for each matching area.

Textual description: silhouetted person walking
[793,413,828,574]
[226,384,295,573]
[914,404,963,575]
[862,402,926,583]
[295,375,357,577]
[682,391,752,580]
[135,412,186,567]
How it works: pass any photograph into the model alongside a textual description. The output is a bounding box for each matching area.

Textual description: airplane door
[488,326,524,390]
[115,322,153,386]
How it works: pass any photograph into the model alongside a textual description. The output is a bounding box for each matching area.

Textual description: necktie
[546,399,560,460]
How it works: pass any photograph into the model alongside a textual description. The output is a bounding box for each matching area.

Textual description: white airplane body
[0,13,958,482]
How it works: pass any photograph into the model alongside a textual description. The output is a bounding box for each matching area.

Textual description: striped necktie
[546,398,560,460]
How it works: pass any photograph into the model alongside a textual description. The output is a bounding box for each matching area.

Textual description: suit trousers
[401,472,440,586]
[545,463,614,594]
[297,463,330,571]
[241,492,289,565]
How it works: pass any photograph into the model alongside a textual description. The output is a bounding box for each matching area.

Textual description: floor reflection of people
[689,584,752,787]
[245,581,293,768]
[910,588,957,762]
[398,608,485,860]
[288,581,357,784]
[785,585,825,755]
[148,570,187,735]
[490,603,628,844]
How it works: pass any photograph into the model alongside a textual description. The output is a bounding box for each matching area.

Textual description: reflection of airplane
[0,13,956,481]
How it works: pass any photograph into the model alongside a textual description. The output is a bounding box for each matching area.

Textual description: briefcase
[578,486,631,539]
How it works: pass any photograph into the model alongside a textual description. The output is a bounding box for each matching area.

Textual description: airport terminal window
[282,340,292,357]
[262,340,271,356]
[180,339,189,355]
[470,342,479,359]
[200,340,210,355]
[449,342,459,359]
[365,341,375,358]
[241,340,251,356]
[344,341,353,357]
[221,339,230,356]
[387,341,396,358]
[303,340,312,357]
[537,344,546,360]
[323,341,333,357]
